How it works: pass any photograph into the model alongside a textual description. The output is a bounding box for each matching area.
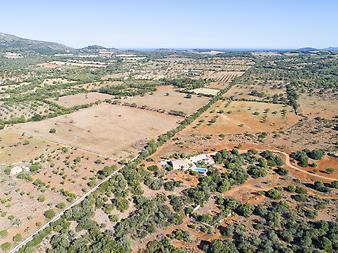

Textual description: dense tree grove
[204,200,338,253]
[291,149,325,167]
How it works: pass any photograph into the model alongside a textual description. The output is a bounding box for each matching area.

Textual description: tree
[236,203,254,217]
[275,167,288,176]
[0,230,8,238]
[147,165,159,172]
[331,181,338,189]
[265,188,282,200]
[247,165,268,178]
[205,240,239,253]
[318,237,332,251]
[290,151,308,167]
[306,149,325,160]
[325,167,335,174]
[44,209,56,219]
[13,233,22,242]
[56,202,66,209]
[113,198,129,212]
[49,128,56,134]
[0,242,11,252]
[169,195,184,211]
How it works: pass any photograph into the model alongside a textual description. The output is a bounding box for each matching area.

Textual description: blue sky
[1,0,337,49]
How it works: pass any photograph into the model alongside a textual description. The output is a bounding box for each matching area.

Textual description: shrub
[330,181,338,189]
[0,230,8,238]
[37,195,45,202]
[0,242,11,252]
[13,233,22,242]
[325,167,335,174]
[30,163,41,173]
[247,165,268,178]
[43,209,55,219]
[306,149,325,160]
[147,165,159,172]
[49,128,56,134]
[56,202,66,209]
[265,188,282,200]
[275,167,288,176]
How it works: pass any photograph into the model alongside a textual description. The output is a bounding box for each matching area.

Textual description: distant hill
[79,45,120,54]
[296,47,318,52]
[324,47,338,51]
[0,33,75,54]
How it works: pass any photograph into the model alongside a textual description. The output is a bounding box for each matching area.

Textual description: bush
[265,188,282,200]
[306,149,325,160]
[247,165,268,178]
[325,167,335,174]
[313,181,331,193]
[0,242,11,252]
[292,193,308,202]
[113,198,129,212]
[30,163,41,173]
[49,128,56,134]
[44,209,55,219]
[147,165,159,172]
[164,181,175,191]
[37,195,45,202]
[235,203,254,217]
[56,202,66,209]
[290,150,308,167]
[330,181,338,189]
[275,167,288,175]
[0,230,8,238]
[13,233,22,242]
[171,229,190,242]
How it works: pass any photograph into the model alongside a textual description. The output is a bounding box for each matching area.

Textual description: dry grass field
[120,86,209,116]
[50,92,112,108]
[0,131,54,165]
[191,87,219,96]
[10,103,179,159]
[225,82,286,101]
[298,94,338,119]
[73,81,124,91]
[186,100,299,135]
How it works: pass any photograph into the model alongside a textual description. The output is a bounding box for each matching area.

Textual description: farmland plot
[298,94,338,119]
[120,86,209,116]
[0,175,67,249]
[51,92,112,108]
[0,101,58,122]
[185,100,299,135]
[11,103,179,159]
[73,80,124,91]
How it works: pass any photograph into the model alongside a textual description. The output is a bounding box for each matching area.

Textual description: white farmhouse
[190,154,215,166]
[169,158,194,171]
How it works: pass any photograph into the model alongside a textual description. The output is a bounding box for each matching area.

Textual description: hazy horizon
[1,0,337,49]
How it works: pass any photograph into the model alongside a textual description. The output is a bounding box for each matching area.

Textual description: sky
[1,0,337,49]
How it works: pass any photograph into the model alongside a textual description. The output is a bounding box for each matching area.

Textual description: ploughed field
[10,103,180,159]
[120,85,210,116]
[50,92,113,108]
